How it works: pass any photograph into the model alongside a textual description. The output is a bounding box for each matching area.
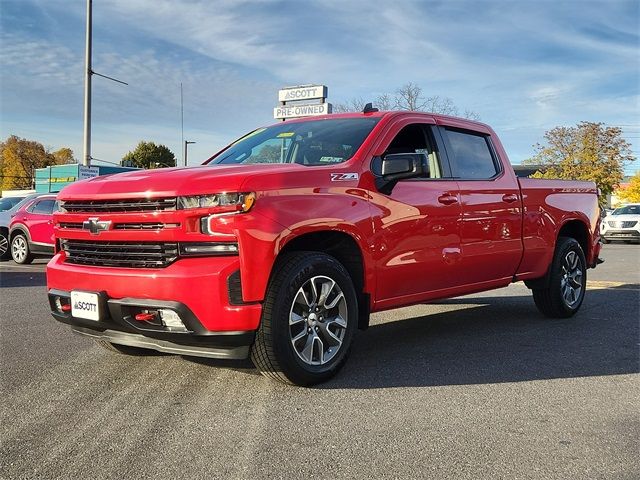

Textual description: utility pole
[82,0,127,168]
[82,0,92,166]
[184,141,195,167]
[181,82,184,165]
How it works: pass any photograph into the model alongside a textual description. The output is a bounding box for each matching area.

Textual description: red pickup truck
[47,111,601,385]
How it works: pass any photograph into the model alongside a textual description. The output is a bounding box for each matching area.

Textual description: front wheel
[532,236,587,318]
[11,233,34,264]
[251,252,358,386]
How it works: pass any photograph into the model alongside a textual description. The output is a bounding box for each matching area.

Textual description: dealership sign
[278,85,327,102]
[274,103,332,120]
[79,165,100,180]
[274,84,331,120]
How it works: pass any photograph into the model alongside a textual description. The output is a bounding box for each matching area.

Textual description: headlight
[177,192,255,212]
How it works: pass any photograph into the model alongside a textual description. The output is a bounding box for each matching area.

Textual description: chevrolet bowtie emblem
[82,217,112,235]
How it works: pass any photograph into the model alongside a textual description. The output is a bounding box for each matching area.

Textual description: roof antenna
[363,102,379,113]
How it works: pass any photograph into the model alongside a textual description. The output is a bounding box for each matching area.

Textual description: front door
[369,120,462,304]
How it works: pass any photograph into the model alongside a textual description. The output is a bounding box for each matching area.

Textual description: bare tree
[334,82,480,119]
[332,97,368,113]
[394,82,426,111]
[374,93,394,110]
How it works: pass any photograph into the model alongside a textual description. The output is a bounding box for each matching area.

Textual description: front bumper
[602,229,640,241]
[47,252,262,331]
[48,290,256,359]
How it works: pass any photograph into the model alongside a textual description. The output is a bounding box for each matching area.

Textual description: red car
[10,194,57,264]
[47,111,601,385]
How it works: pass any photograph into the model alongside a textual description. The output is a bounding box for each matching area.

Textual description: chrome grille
[608,220,638,228]
[61,240,178,268]
[113,222,168,230]
[60,198,176,213]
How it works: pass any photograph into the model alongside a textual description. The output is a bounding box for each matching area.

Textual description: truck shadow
[322,284,640,389]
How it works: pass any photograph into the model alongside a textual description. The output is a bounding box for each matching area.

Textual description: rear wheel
[11,233,34,264]
[251,252,357,386]
[533,236,587,318]
[94,340,159,356]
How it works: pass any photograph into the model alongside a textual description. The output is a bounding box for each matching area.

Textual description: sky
[1,0,638,173]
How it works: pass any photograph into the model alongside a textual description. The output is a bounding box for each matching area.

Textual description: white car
[600,203,640,244]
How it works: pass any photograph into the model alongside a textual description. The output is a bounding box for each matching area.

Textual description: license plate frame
[71,291,101,321]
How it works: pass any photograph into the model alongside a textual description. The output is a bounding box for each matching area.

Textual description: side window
[30,199,55,215]
[445,128,499,179]
[381,124,443,179]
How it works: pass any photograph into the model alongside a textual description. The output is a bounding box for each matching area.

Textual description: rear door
[438,125,523,285]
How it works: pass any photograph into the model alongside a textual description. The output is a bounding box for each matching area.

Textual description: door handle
[438,194,458,205]
[502,194,519,203]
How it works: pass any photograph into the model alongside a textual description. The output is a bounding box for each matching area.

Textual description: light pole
[82,0,127,167]
[184,141,196,167]
[82,0,92,166]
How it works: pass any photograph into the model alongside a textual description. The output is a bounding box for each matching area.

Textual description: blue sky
[1,0,638,173]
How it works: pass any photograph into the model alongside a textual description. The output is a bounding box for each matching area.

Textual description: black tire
[94,339,159,356]
[0,231,9,260]
[11,233,34,264]
[532,236,587,318]
[601,238,610,244]
[251,251,358,386]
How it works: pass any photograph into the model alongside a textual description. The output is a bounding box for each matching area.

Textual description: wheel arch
[276,229,371,329]
[9,224,31,243]
[525,219,590,290]
[558,219,590,259]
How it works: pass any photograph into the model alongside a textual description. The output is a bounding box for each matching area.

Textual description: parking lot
[1,244,638,479]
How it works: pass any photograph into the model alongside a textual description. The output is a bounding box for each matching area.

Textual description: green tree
[0,135,73,190]
[616,172,640,203]
[121,141,176,169]
[525,122,635,205]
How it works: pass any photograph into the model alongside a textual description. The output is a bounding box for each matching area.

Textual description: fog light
[159,309,188,332]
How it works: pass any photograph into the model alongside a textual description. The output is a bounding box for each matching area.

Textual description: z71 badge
[330,173,359,182]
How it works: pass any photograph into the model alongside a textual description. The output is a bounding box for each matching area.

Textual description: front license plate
[71,291,100,321]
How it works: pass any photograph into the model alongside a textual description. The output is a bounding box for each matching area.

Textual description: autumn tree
[333,82,479,119]
[525,122,635,205]
[121,141,176,169]
[616,172,640,203]
[0,135,75,190]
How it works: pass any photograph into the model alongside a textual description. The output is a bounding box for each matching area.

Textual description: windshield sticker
[331,173,359,182]
[276,132,295,138]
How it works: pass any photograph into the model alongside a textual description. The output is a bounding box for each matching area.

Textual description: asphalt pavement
[1,244,638,479]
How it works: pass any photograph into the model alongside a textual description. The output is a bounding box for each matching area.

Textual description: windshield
[209,118,380,166]
[0,196,26,211]
[612,205,640,215]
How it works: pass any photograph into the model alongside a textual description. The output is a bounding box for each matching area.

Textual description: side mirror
[374,153,427,194]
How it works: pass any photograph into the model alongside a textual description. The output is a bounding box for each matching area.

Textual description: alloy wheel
[11,236,27,263]
[289,275,348,366]
[560,250,583,307]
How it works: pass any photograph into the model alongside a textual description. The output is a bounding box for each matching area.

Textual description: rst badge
[330,173,359,182]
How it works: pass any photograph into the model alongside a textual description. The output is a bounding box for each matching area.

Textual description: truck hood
[58,164,306,200]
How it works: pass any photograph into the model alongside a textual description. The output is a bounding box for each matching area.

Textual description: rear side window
[445,129,499,179]
[29,199,55,215]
